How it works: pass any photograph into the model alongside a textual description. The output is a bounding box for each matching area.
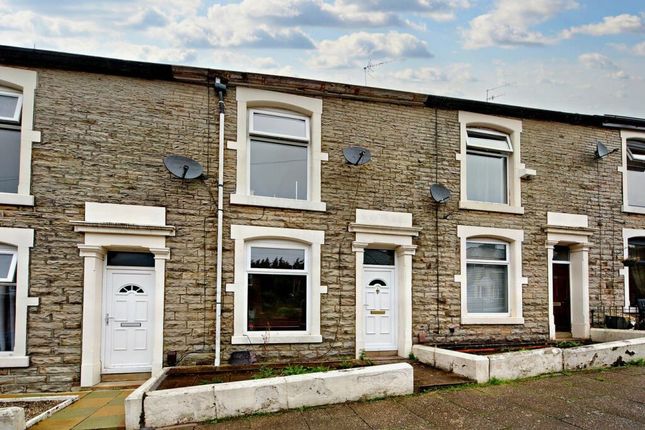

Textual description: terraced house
[0,45,643,393]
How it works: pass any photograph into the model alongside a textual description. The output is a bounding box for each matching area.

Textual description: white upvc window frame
[622,228,645,311]
[249,109,310,142]
[245,240,310,335]
[620,130,645,214]
[0,90,23,123]
[0,227,37,367]
[0,248,17,282]
[229,87,327,212]
[456,225,527,325]
[228,225,325,344]
[0,66,39,206]
[465,239,511,316]
[458,111,532,214]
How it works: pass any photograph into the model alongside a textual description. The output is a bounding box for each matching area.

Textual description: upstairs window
[466,128,512,204]
[249,109,309,201]
[0,89,22,194]
[626,139,645,208]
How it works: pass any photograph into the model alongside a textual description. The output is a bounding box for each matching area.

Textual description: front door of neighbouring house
[102,268,155,373]
[552,246,571,332]
[363,266,396,351]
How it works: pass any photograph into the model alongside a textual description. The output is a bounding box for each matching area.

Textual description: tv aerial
[343,147,372,166]
[430,183,451,204]
[163,155,204,179]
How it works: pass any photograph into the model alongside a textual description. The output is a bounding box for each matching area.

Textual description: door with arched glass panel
[363,249,396,351]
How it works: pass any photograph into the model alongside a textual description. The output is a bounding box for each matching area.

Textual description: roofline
[0,44,643,129]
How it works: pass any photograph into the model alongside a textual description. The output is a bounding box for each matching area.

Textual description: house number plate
[120,322,142,327]
[370,310,386,315]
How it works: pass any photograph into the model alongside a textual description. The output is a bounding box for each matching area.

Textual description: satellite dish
[430,183,451,203]
[595,141,610,159]
[343,147,371,165]
[163,155,204,179]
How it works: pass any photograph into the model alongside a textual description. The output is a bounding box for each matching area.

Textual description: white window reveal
[228,224,325,344]
[249,110,309,201]
[247,244,308,331]
[466,128,512,205]
[0,228,36,367]
[456,225,527,325]
[230,87,327,212]
[466,241,509,313]
[457,112,531,214]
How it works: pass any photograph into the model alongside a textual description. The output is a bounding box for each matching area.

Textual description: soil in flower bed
[0,400,63,421]
[156,359,374,390]
[452,340,595,355]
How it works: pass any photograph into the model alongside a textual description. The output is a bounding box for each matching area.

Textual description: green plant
[408,353,417,361]
[282,365,308,376]
[556,340,582,348]
[487,377,504,385]
[627,358,645,367]
[338,359,354,369]
[253,367,276,379]
[198,377,222,385]
[359,350,366,361]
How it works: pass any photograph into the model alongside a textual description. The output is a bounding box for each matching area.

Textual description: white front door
[364,267,396,350]
[102,268,155,373]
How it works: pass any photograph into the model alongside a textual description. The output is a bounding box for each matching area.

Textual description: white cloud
[392,63,475,83]
[335,0,472,22]
[578,52,631,80]
[462,0,578,49]
[561,14,644,38]
[307,31,431,69]
[633,41,645,56]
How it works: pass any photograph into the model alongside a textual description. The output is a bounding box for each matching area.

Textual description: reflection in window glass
[0,253,14,280]
[364,249,395,266]
[250,140,307,200]
[0,94,20,121]
[0,129,20,193]
[466,152,507,204]
[627,140,645,207]
[253,112,307,139]
[628,238,645,308]
[250,247,305,270]
[466,242,506,260]
[0,285,16,351]
[247,274,306,331]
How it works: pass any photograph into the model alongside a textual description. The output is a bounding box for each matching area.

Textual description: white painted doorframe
[101,266,155,374]
[363,265,397,351]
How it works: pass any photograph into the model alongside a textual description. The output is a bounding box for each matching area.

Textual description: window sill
[0,355,29,367]
[0,193,34,206]
[622,205,645,215]
[459,201,524,214]
[232,334,322,344]
[230,194,326,212]
[461,316,524,325]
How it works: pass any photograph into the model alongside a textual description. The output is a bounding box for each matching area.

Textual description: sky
[1,0,644,117]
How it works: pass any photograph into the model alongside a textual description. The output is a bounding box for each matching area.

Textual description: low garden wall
[125,362,413,430]
[414,335,645,384]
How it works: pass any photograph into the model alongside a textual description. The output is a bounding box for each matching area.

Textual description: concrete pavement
[179,365,645,430]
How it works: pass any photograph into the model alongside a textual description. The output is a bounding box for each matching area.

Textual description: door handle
[105,313,112,326]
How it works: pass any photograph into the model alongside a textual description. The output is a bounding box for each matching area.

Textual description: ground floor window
[456,225,526,325]
[466,241,509,313]
[247,244,308,331]
[628,237,645,308]
[0,246,17,351]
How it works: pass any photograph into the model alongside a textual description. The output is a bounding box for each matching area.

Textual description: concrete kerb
[415,336,645,384]
[127,363,413,429]
[125,367,168,430]
[563,337,645,371]
[590,328,645,343]
[0,407,25,430]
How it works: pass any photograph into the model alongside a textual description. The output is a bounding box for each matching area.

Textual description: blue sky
[1,0,643,116]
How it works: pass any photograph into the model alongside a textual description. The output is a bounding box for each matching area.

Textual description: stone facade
[0,48,642,392]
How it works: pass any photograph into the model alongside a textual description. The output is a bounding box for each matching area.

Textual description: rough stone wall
[0,66,637,392]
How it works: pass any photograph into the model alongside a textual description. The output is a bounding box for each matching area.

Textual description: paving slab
[193,366,645,430]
